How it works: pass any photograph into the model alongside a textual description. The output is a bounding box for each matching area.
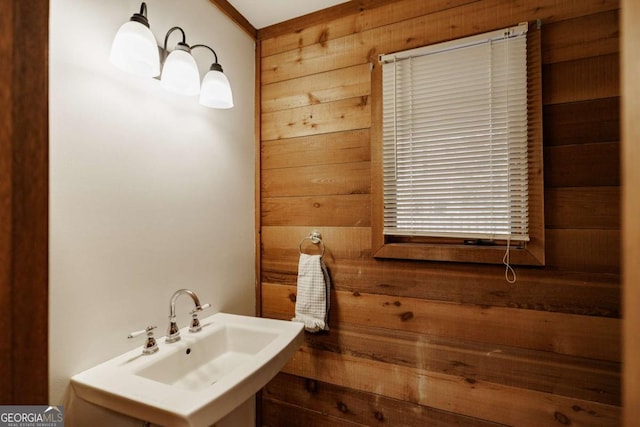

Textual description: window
[371,23,544,266]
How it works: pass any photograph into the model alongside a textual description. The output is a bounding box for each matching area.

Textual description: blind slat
[381,25,529,241]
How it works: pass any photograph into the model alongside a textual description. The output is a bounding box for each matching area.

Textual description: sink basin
[70,313,304,427]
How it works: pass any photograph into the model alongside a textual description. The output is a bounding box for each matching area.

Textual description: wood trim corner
[622,0,640,423]
[370,61,386,258]
[209,0,257,40]
[0,0,49,405]
[255,40,262,317]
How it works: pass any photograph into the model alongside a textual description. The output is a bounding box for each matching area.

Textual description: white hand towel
[292,253,330,333]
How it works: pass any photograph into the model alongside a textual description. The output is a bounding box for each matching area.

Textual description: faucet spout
[165,289,209,343]
[169,288,202,319]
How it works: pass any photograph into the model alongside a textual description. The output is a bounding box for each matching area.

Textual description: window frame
[371,23,545,266]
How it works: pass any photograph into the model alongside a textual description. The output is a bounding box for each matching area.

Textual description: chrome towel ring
[298,231,325,256]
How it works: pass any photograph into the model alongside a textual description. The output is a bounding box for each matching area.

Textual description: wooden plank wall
[0,0,49,404]
[622,0,640,423]
[258,0,621,425]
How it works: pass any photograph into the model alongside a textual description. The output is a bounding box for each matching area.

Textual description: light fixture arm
[191,44,223,72]
[130,2,150,27]
[162,26,190,62]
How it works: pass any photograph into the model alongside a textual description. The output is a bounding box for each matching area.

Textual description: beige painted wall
[48,0,256,421]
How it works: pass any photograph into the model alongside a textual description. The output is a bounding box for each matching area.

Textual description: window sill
[372,240,545,266]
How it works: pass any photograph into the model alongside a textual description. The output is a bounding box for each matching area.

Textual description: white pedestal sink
[70,313,304,427]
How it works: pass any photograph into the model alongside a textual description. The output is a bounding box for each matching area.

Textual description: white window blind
[380,23,529,242]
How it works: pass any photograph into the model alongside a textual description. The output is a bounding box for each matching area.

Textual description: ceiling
[226,0,351,29]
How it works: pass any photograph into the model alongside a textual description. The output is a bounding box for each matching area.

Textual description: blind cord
[503,239,517,284]
[502,28,517,285]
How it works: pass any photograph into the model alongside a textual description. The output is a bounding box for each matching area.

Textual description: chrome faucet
[166,289,211,343]
[128,325,159,355]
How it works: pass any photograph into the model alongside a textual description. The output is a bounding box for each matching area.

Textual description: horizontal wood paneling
[545,187,620,229]
[262,398,364,427]
[282,346,621,427]
[262,226,621,317]
[261,0,619,84]
[262,129,371,170]
[542,54,620,104]
[262,96,371,141]
[263,261,621,319]
[262,64,371,113]
[541,10,619,64]
[258,1,621,425]
[263,283,620,362]
[543,97,620,146]
[262,194,370,226]
[544,142,620,188]
[258,0,618,51]
[546,229,621,273]
[258,0,478,54]
[264,373,505,426]
[262,161,370,198]
[297,324,621,405]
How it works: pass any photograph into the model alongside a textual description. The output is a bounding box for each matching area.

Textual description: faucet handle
[128,325,159,355]
[127,325,156,338]
[190,303,211,315]
[189,303,211,333]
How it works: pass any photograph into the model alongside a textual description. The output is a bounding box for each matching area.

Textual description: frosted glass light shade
[160,49,200,96]
[110,21,160,77]
[199,69,234,109]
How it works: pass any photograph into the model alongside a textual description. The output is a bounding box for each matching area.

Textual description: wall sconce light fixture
[193,44,234,109]
[110,3,160,78]
[110,2,234,109]
[160,27,201,96]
